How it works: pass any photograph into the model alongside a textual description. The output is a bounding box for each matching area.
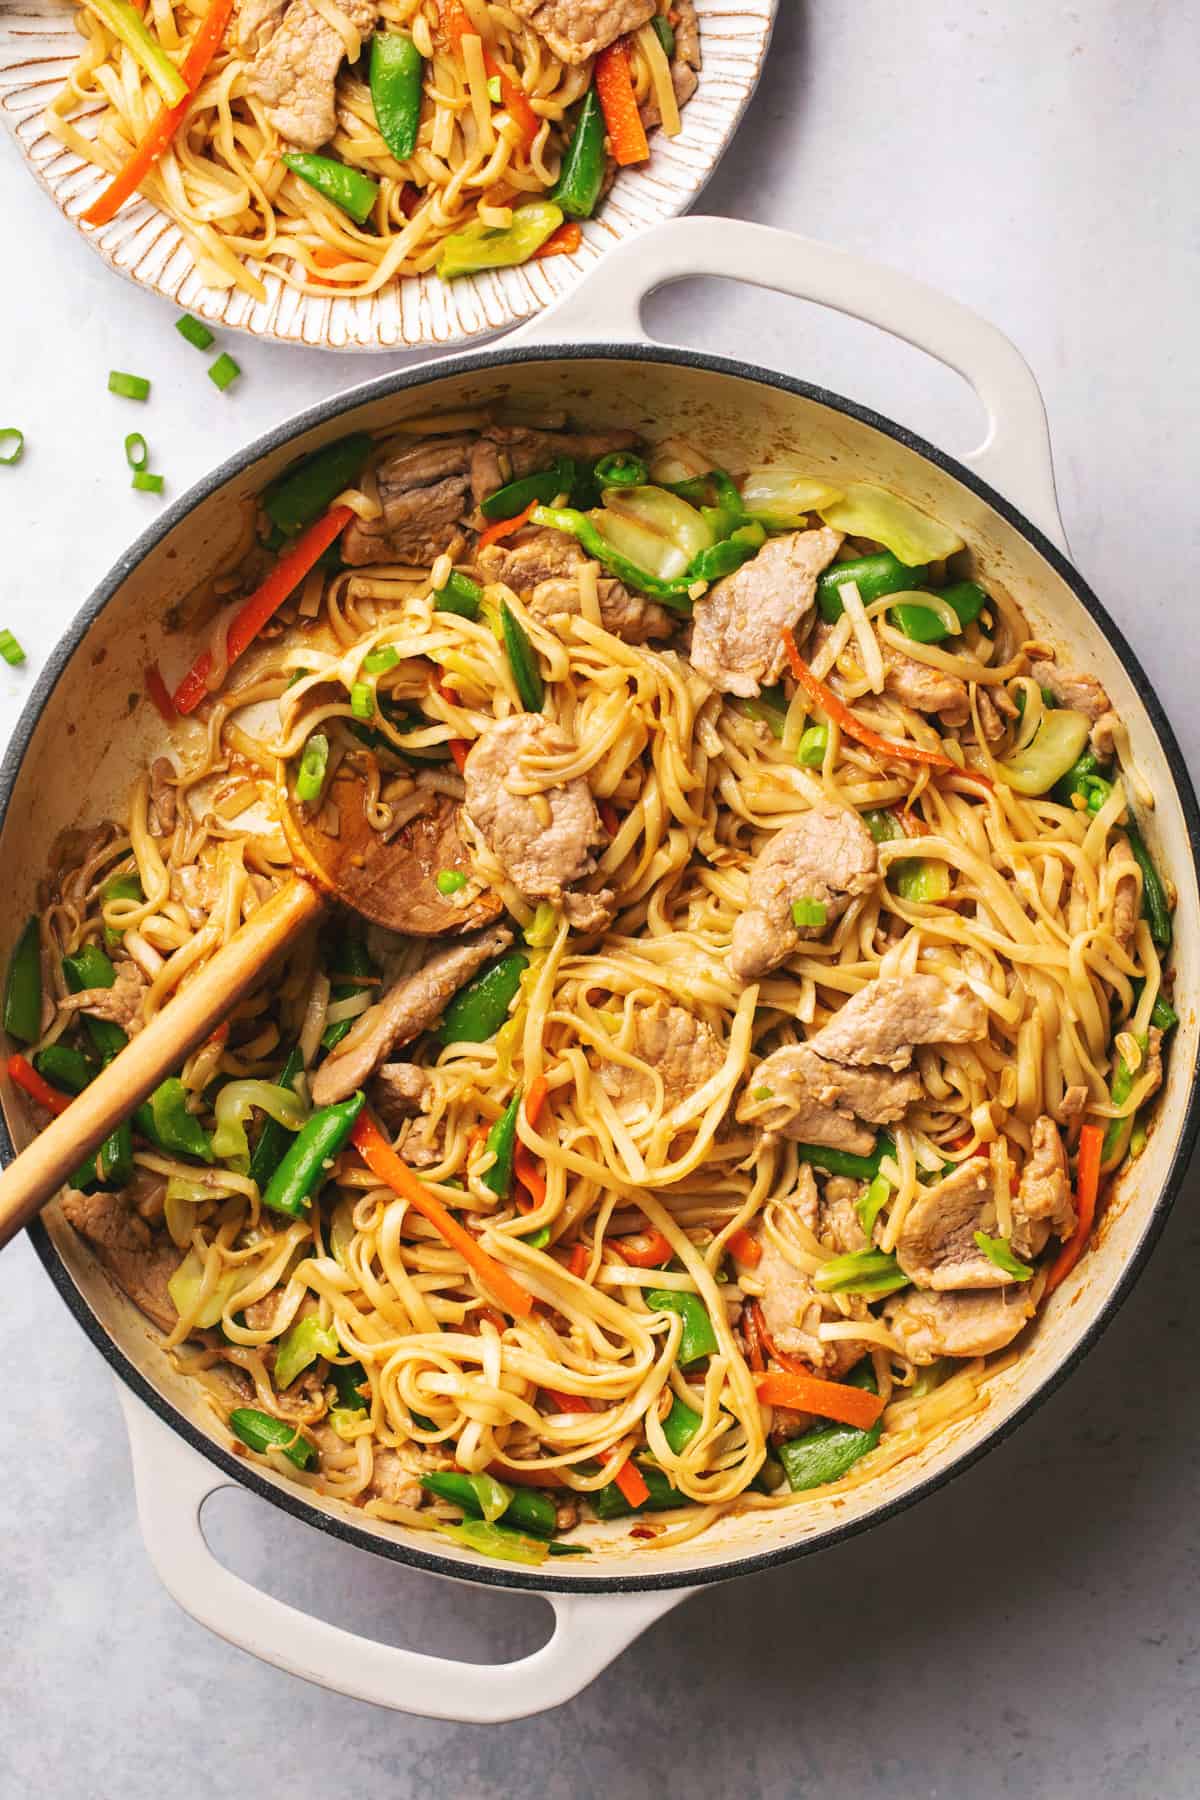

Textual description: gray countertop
[2,2,1198,1793]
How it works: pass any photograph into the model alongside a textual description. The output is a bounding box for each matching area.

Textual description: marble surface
[2,2,1199,1793]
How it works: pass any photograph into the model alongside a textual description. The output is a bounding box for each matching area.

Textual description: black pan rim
[6,339,1199,1599]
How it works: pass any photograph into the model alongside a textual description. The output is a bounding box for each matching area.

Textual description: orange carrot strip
[594,40,650,167]
[513,1141,546,1210]
[352,1111,534,1317]
[612,1456,651,1508]
[173,506,353,714]
[533,221,582,260]
[477,500,537,553]
[598,798,620,837]
[145,661,175,723]
[756,1369,886,1431]
[562,1242,589,1279]
[726,1227,762,1268]
[781,630,992,786]
[7,1055,72,1117]
[524,1075,549,1126]
[447,739,470,774]
[612,1228,673,1269]
[1045,1122,1103,1293]
[441,2,538,147]
[83,0,235,228]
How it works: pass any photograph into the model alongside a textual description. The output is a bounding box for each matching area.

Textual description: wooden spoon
[0,754,496,1250]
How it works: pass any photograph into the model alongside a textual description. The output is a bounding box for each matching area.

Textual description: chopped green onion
[349,681,374,720]
[124,432,149,471]
[208,353,241,392]
[363,644,400,674]
[175,312,214,350]
[487,74,502,101]
[973,1230,1034,1281]
[791,897,827,928]
[437,570,483,618]
[651,13,676,55]
[0,629,26,667]
[108,370,150,402]
[85,0,187,103]
[523,1224,551,1249]
[752,1085,773,1101]
[295,732,330,806]
[524,901,559,948]
[132,471,164,493]
[435,869,467,895]
[0,429,24,466]
[1129,1114,1148,1159]
[229,1407,316,1470]
[796,725,828,768]
[861,808,903,844]
[855,1173,890,1238]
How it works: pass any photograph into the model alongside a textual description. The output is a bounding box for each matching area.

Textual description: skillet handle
[512,217,1068,554]
[116,1387,689,1721]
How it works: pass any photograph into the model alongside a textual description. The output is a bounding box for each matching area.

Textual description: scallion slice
[362,644,400,674]
[0,629,26,666]
[791,897,828,928]
[349,681,374,720]
[108,370,150,401]
[175,312,214,350]
[0,429,24,466]
[124,432,149,471]
[295,733,330,805]
[208,353,241,392]
[132,471,165,493]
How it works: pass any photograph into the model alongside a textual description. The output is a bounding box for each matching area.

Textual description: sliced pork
[883,646,969,725]
[729,803,878,982]
[1010,1116,1075,1259]
[529,575,675,644]
[59,959,147,1034]
[755,1236,869,1378]
[599,1001,723,1117]
[884,1284,1037,1363]
[247,0,377,152]
[371,1063,430,1133]
[689,527,843,698]
[808,973,987,1073]
[893,1158,1010,1290]
[737,1042,922,1154]
[504,0,655,65]
[468,425,640,507]
[1106,838,1141,951]
[463,715,606,914]
[59,1187,180,1331]
[311,925,511,1105]
[342,437,473,567]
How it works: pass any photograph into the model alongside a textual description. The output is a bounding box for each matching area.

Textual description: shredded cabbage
[996,708,1091,795]
[593,484,714,579]
[739,467,845,526]
[211,1079,309,1161]
[167,1249,243,1328]
[819,483,965,565]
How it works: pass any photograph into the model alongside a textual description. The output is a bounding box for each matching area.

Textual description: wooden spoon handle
[0,877,326,1251]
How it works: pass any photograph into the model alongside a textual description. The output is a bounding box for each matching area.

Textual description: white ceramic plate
[0,0,777,351]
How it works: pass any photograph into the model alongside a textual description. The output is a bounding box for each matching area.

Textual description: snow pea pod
[4,917,42,1045]
[230,1407,316,1470]
[134,1076,214,1162]
[591,1461,682,1520]
[437,951,528,1044]
[890,579,987,644]
[482,1089,521,1199]
[101,872,143,949]
[261,1090,364,1218]
[321,933,377,1051]
[776,1364,881,1492]
[369,31,423,163]
[282,152,379,226]
[33,1044,95,1094]
[422,1470,558,1538]
[479,457,576,521]
[61,945,132,1186]
[437,570,482,618]
[791,1134,895,1182]
[817,551,929,623]
[263,432,373,538]
[1126,822,1172,950]
[551,86,605,218]
[247,1045,304,1189]
[646,1289,718,1365]
[500,601,545,711]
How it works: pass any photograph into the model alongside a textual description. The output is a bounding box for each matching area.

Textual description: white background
[2,3,1199,1794]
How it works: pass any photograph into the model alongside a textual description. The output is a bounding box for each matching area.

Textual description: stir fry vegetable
[438,951,528,1044]
[369,32,423,162]
[437,203,563,280]
[775,1366,884,1491]
[282,153,379,226]
[646,1289,718,1365]
[3,918,41,1045]
[261,1092,364,1218]
[817,551,930,623]
[263,434,372,538]
[551,87,606,218]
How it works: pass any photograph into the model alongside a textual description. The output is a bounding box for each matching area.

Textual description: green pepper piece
[590,1460,682,1520]
[369,32,423,163]
[437,570,483,618]
[61,945,131,1183]
[33,1043,95,1094]
[229,1407,317,1470]
[689,521,766,584]
[261,1091,365,1219]
[133,1075,214,1162]
[437,201,563,280]
[531,504,694,608]
[331,1359,369,1411]
[262,432,373,538]
[817,551,929,623]
[321,933,377,1051]
[479,458,576,522]
[437,951,528,1044]
[247,1045,305,1190]
[422,1470,558,1538]
[1125,822,1172,950]
[281,152,380,226]
[776,1363,882,1493]
[500,601,545,712]
[101,872,144,949]
[550,86,606,218]
[4,917,42,1045]
[482,1089,522,1199]
[791,1134,895,1182]
[646,1288,718,1365]
[661,1393,702,1454]
[890,580,988,644]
